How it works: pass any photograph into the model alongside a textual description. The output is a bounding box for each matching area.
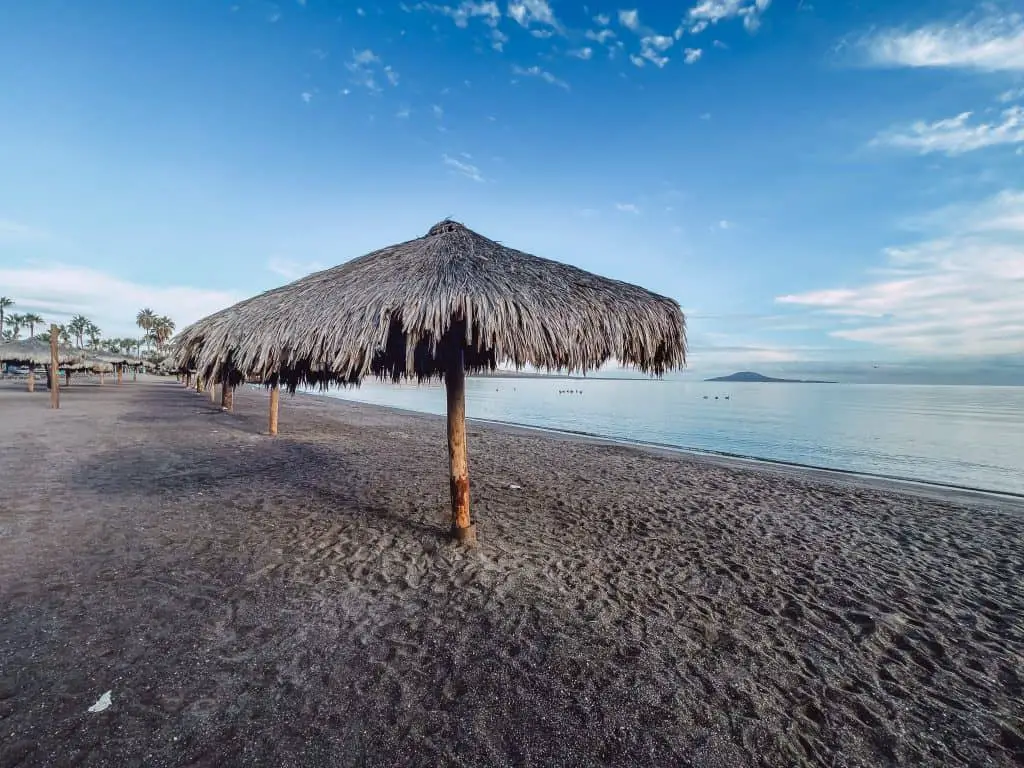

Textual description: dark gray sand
[1,378,1022,767]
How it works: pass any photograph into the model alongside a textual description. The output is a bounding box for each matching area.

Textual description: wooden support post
[65,369,71,387]
[99,370,105,385]
[221,377,233,412]
[445,340,475,544]
[27,363,35,393]
[185,372,191,388]
[268,383,280,436]
[132,366,137,382]
[210,381,217,402]
[117,365,123,385]
[49,325,59,409]
[196,375,203,393]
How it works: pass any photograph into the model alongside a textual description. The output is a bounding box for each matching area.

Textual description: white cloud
[717,219,731,229]
[301,91,313,103]
[684,47,703,64]
[442,153,485,182]
[511,64,569,89]
[585,28,616,44]
[686,0,772,34]
[413,1,501,27]
[776,190,1024,356]
[618,9,640,31]
[432,103,444,118]
[871,107,1024,155]
[594,13,611,26]
[862,13,1024,72]
[396,106,412,118]
[568,47,593,59]
[0,264,239,337]
[615,202,640,213]
[507,0,559,30]
[267,257,327,280]
[345,49,398,92]
[1000,87,1024,102]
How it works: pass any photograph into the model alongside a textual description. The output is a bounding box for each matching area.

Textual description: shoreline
[291,386,1024,510]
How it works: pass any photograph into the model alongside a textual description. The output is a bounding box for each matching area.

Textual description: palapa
[175,219,687,543]
[0,338,85,393]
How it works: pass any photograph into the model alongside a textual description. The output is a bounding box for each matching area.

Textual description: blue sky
[1,0,1022,381]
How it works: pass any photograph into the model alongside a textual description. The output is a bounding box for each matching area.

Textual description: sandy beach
[1,378,1022,767]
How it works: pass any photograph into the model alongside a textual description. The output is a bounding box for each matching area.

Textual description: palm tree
[151,316,176,351]
[68,314,90,348]
[0,297,13,339]
[136,308,157,351]
[21,312,44,338]
[57,325,72,345]
[86,322,102,349]
[4,313,25,340]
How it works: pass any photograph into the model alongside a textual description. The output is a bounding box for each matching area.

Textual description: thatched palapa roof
[175,219,686,387]
[0,338,84,367]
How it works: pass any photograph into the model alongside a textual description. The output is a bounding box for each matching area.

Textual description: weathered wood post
[99,369,105,385]
[184,372,191,388]
[195,375,203,393]
[221,371,233,412]
[117,364,123,385]
[65,369,71,387]
[268,381,280,436]
[49,325,59,409]
[445,328,474,544]
[27,363,35,393]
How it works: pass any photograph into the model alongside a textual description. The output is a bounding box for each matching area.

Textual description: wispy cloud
[568,46,593,60]
[618,9,641,32]
[511,64,569,89]
[586,28,616,44]
[776,190,1024,356]
[442,153,485,182]
[342,49,400,93]
[267,257,327,280]
[507,0,559,31]
[861,13,1024,72]
[684,0,773,36]
[408,1,501,27]
[871,107,1024,155]
[615,202,640,213]
[0,264,239,337]
[1000,87,1024,103]
[683,47,703,64]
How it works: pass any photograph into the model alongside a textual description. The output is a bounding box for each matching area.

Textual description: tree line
[0,297,176,355]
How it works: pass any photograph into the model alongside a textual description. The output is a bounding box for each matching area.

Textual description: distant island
[705,371,837,384]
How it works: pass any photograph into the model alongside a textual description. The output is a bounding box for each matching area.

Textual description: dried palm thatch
[175,219,686,544]
[0,338,83,367]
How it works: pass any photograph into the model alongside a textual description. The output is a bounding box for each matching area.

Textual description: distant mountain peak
[705,371,837,384]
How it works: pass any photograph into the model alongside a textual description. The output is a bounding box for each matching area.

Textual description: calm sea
[320,378,1024,497]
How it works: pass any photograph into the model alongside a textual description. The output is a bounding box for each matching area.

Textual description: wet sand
[1,378,1022,767]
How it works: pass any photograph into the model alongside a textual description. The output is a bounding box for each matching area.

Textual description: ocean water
[320,378,1024,497]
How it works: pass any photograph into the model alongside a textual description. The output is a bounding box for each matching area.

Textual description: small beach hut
[0,338,84,392]
[175,220,686,543]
